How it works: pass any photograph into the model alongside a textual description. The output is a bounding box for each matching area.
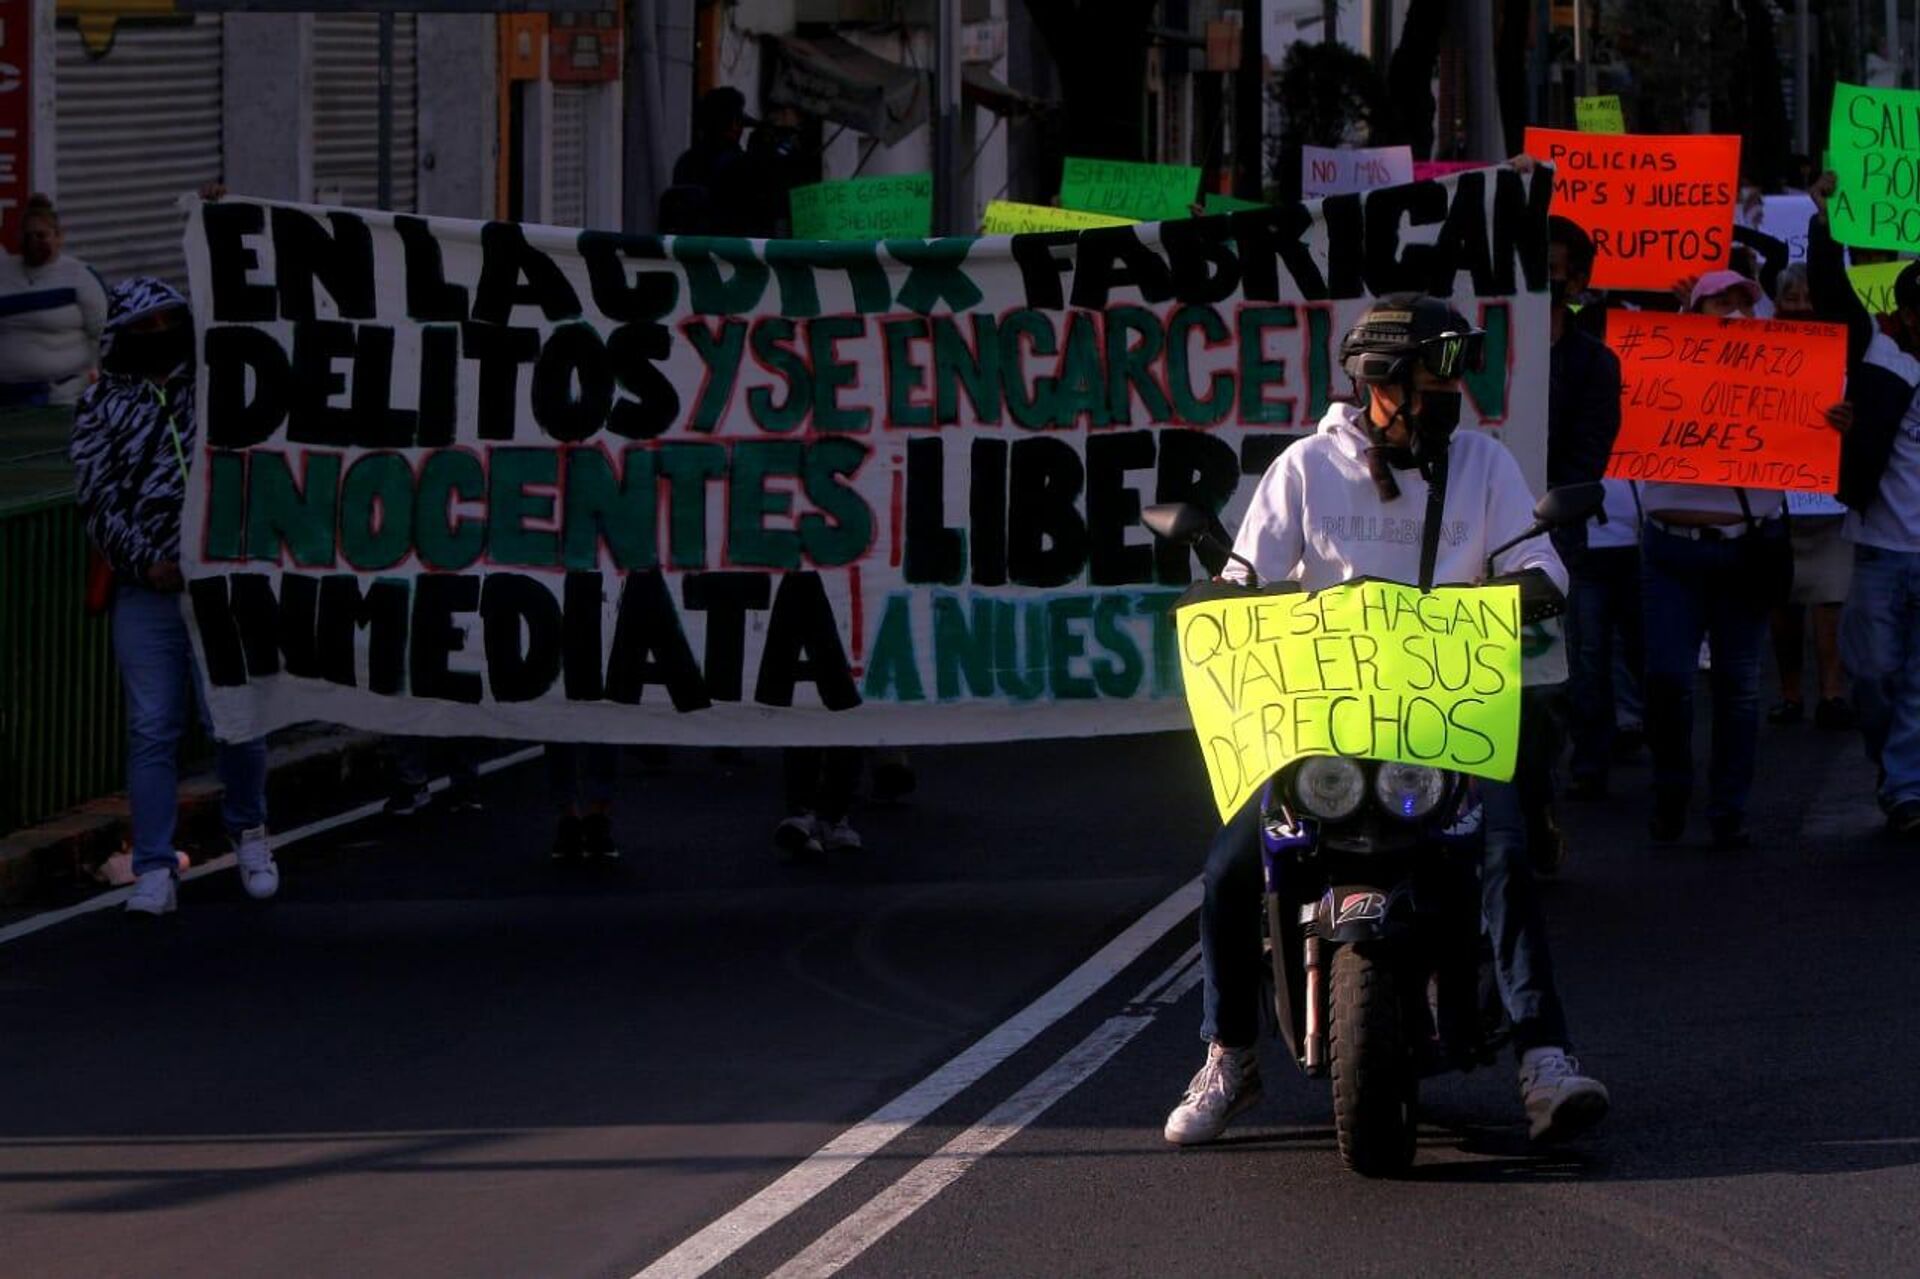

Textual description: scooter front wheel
[1330,942,1418,1176]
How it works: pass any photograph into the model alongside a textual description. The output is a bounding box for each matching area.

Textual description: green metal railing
[0,495,127,833]
[0,408,127,834]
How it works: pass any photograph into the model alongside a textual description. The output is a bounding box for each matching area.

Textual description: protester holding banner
[1822,255,1920,833]
[1807,171,1897,368]
[1766,266,1855,731]
[548,743,621,861]
[745,104,811,238]
[776,747,866,858]
[1548,218,1632,799]
[1636,273,1794,849]
[69,278,277,916]
[1165,296,1609,1150]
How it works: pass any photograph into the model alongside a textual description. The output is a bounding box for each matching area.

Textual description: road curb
[0,727,389,907]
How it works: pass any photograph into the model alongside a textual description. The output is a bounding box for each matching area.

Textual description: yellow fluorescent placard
[979,201,1139,234]
[1176,580,1523,822]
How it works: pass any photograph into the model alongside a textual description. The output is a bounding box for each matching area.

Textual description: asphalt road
[3,717,1918,1278]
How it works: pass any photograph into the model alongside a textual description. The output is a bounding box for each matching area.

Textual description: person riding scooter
[1164,294,1611,1148]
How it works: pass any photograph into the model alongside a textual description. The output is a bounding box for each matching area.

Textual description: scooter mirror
[1533,481,1607,530]
[1141,502,1213,546]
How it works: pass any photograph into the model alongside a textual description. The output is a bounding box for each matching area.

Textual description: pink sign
[1414,161,1487,182]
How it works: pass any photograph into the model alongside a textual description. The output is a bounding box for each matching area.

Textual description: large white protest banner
[180,166,1551,745]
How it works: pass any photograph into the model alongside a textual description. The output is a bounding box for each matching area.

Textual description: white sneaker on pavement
[774,813,824,860]
[1519,1047,1609,1142]
[1164,1042,1262,1145]
[384,784,431,817]
[125,868,177,917]
[234,826,280,900]
[817,818,863,853]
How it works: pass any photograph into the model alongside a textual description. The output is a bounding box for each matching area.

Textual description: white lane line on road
[0,746,545,948]
[632,879,1203,1279]
[768,947,1204,1279]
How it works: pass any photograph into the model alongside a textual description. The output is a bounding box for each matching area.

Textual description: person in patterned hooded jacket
[70,276,279,916]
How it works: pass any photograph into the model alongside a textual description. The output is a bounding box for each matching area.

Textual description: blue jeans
[1840,544,1920,810]
[1198,785,1570,1056]
[1641,524,1772,822]
[112,584,268,877]
[385,737,483,792]
[1566,546,1643,783]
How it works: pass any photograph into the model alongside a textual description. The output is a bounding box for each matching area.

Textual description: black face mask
[1399,390,1462,481]
[109,326,194,380]
[1415,390,1463,440]
[1549,277,1569,308]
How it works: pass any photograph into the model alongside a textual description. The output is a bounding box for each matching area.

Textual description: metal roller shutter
[54,17,225,290]
[313,13,419,211]
[550,83,590,228]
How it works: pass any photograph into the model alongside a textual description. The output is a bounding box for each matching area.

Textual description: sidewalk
[0,726,391,907]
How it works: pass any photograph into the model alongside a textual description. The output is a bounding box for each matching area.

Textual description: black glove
[1485,567,1565,623]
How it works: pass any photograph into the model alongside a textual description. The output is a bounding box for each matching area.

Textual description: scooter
[1143,482,1603,1175]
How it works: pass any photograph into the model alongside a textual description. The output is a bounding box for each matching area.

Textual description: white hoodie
[1228,401,1566,595]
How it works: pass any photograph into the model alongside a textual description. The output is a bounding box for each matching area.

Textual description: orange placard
[1523,129,1741,291]
[1603,311,1847,492]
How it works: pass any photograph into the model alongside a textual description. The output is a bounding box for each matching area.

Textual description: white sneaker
[1164,1042,1263,1145]
[125,868,177,916]
[818,818,863,853]
[774,813,823,860]
[233,826,279,900]
[1519,1047,1610,1142]
[384,785,431,817]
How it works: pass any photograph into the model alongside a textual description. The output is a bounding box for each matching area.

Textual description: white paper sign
[1301,145,1416,199]
[1738,194,1818,264]
[1787,489,1847,516]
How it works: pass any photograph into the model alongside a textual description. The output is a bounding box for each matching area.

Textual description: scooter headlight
[1292,757,1368,822]
[1373,762,1448,820]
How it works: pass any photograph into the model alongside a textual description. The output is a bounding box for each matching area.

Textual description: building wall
[29,0,57,212]
[223,13,310,204]
[42,7,609,243]
[417,15,496,220]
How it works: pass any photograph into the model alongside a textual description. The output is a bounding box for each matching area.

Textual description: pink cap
[1688,269,1764,312]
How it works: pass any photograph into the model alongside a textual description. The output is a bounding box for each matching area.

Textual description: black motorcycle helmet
[1340,293,1486,388]
[1339,294,1485,495]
